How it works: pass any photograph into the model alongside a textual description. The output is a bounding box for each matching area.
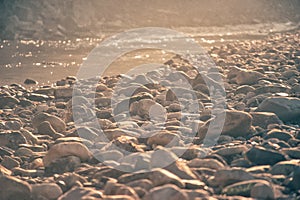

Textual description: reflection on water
[0,22,299,86]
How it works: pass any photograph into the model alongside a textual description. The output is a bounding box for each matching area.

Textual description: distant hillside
[0,0,300,39]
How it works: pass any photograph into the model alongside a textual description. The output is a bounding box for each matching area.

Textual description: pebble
[43,142,92,167]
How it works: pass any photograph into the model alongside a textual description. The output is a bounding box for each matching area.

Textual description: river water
[0,22,299,87]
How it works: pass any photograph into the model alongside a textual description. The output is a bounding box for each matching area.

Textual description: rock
[147,131,181,147]
[0,175,32,200]
[25,93,51,102]
[45,155,81,175]
[0,96,20,109]
[282,148,300,159]
[245,146,286,165]
[0,131,27,149]
[95,150,123,162]
[198,110,253,139]
[215,145,248,157]
[37,121,63,138]
[222,180,274,198]
[144,184,188,200]
[188,158,225,170]
[0,164,12,176]
[32,112,66,133]
[24,78,38,84]
[228,67,264,85]
[1,155,20,169]
[32,183,63,200]
[235,85,255,94]
[149,168,185,188]
[270,160,300,175]
[43,142,92,167]
[104,180,139,198]
[54,86,73,99]
[213,168,253,187]
[150,147,178,168]
[250,112,283,129]
[256,97,300,122]
[58,187,103,200]
[250,182,275,199]
[290,166,300,190]
[130,99,165,119]
[264,129,293,142]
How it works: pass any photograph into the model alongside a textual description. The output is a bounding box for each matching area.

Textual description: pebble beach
[0,29,300,200]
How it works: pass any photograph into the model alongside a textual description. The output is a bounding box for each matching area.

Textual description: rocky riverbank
[0,30,300,199]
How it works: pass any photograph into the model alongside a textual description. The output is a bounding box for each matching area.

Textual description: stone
[222,180,274,198]
[130,99,165,119]
[256,97,300,122]
[32,112,66,133]
[213,168,253,187]
[250,112,283,129]
[37,121,63,138]
[282,148,300,159]
[264,129,293,142]
[0,164,12,176]
[0,96,20,109]
[58,187,103,200]
[25,93,51,102]
[215,145,248,157]
[1,155,20,169]
[143,184,188,200]
[104,181,139,199]
[45,155,81,175]
[250,182,275,199]
[149,168,185,188]
[0,175,32,200]
[290,166,300,190]
[0,131,27,149]
[245,146,286,165]
[32,183,63,200]
[24,78,38,84]
[150,147,178,168]
[54,86,73,99]
[270,160,300,175]
[228,67,264,85]
[43,142,92,167]
[147,131,181,147]
[188,158,225,170]
[198,110,253,139]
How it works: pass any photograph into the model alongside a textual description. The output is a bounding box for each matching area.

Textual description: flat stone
[45,155,81,175]
[0,96,20,109]
[245,146,286,165]
[32,183,63,199]
[256,97,300,122]
[250,112,283,129]
[149,168,185,188]
[222,180,274,198]
[213,168,253,187]
[147,131,181,147]
[0,131,27,149]
[188,158,225,170]
[58,187,103,200]
[32,112,66,133]
[43,142,92,167]
[270,160,300,175]
[0,175,32,200]
[198,110,253,139]
[215,145,248,157]
[264,129,293,142]
[143,184,188,200]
